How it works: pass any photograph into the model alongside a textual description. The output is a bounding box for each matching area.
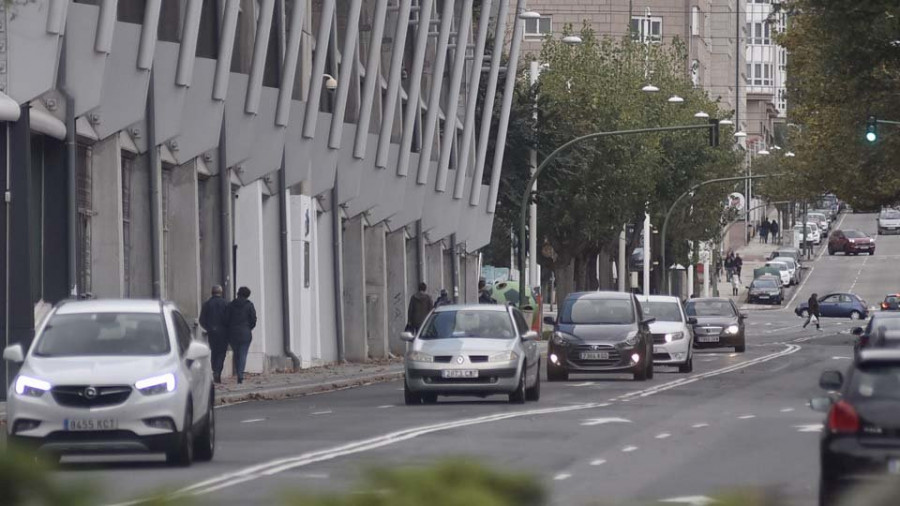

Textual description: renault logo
[83,386,98,399]
[456,356,465,364]
[592,345,601,350]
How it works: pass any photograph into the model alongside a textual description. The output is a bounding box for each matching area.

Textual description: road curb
[214,370,405,406]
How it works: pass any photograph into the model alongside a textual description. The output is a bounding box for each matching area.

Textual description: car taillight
[828,400,860,433]
[883,302,890,309]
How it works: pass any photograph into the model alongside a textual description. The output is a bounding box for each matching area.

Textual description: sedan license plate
[889,459,900,474]
[580,351,609,360]
[65,418,118,431]
[758,295,770,299]
[697,335,720,343]
[442,369,478,379]
[653,346,665,354]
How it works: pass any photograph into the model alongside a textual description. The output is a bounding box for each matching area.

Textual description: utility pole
[618,224,627,292]
[529,61,540,293]
[643,212,650,295]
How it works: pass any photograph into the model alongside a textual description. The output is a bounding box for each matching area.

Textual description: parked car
[683,298,747,353]
[545,291,654,382]
[402,304,541,405]
[808,212,830,237]
[747,276,784,305]
[3,299,216,466]
[828,229,876,256]
[877,209,900,235]
[852,312,900,351]
[795,293,869,320]
[772,256,801,285]
[640,295,696,373]
[793,223,820,248]
[881,294,900,311]
[812,350,900,505]
[768,246,802,266]
[765,260,793,287]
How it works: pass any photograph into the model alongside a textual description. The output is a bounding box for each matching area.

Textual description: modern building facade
[0,0,529,395]
[744,0,787,152]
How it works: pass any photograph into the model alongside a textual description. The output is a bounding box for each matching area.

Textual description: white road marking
[241,418,266,424]
[795,424,823,433]
[311,410,333,415]
[622,446,639,453]
[692,423,709,428]
[377,405,395,409]
[738,415,756,419]
[655,433,671,439]
[580,416,629,426]
[832,356,852,360]
[553,473,572,481]
[659,496,718,505]
[848,255,869,293]
[780,408,795,413]
[590,459,607,466]
[570,382,595,387]
[296,473,330,479]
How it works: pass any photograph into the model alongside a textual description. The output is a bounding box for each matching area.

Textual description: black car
[683,298,747,352]
[545,291,654,382]
[853,312,900,351]
[747,276,784,305]
[813,350,900,505]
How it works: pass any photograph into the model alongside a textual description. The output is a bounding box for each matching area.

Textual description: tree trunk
[598,245,613,290]
[556,257,575,305]
[574,254,590,292]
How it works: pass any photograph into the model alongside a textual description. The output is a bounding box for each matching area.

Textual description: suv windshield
[844,230,867,238]
[850,366,900,401]
[864,316,900,346]
[419,310,515,339]
[642,301,682,322]
[880,210,900,219]
[560,298,635,325]
[33,313,170,357]
[685,300,736,317]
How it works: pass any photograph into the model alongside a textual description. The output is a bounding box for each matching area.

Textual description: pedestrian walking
[199,285,228,384]
[225,286,257,384]
[760,219,770,244]
[731,272,740,296]
[734,253,744,279]
[803,293,822,331]
[724,252,735,281]
[478,279,496,304]
[407,282,434,333]
[434,288,451,308]
[770,219,780,244]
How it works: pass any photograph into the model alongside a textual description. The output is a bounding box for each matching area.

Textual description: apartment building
[745,0,787,151]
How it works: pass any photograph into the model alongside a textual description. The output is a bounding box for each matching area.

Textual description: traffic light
[708,118,720,147]
[866,115,878,142]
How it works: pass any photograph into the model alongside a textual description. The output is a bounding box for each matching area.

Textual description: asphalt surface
[44,212,899,506]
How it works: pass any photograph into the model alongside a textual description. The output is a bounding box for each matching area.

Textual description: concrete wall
[198,174,223,296]
[234,181,267,373]
[316,207,339,363]
[426,241,445,295]
[90,135,125,298]
[342,215,368,361]
[262,193,285,370]
[385,229,408,355]
[364,223,389,358]
[166,160,202,322]
[128,154,154,298]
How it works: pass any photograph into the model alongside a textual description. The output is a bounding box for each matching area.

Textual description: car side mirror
[819,370,844,391]
[400,331,416,342]
[687,317,698,325]
[641,317,656,326]
[741,313,749,319]
[852,327,864,336]
[185,341,211,362]
[522,330,539,341]
[3,343,24,363]
[809,397,833,413]
[543,316,556,325]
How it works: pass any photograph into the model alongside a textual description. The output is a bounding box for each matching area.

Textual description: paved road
[50,212,898,506]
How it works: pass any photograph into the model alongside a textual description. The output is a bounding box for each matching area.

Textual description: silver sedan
[401,304,541,404]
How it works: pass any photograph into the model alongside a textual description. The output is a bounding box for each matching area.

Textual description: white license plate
[758,295,770,299]
[889,459,900,474]
[65,418,118,431]
[697,336,720,343]
[653,346,665,354]
[442,369,478,379]
[580,352,610,360]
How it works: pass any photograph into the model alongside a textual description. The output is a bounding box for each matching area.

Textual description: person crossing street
[803,293,822,331]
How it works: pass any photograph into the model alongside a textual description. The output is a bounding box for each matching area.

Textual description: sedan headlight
[407,351,434,363]
[552,332,574,346]
[665,332,684,343]
[15,375,51,397]
[724,325,740,335]
[135,373,176,396]
[624,331,640,346]
[489,351,519,363]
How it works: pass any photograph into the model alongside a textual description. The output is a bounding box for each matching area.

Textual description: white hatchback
[3,299,215,466]
[640,296,695,373]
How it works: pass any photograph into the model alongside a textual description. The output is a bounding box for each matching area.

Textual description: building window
[524,16,552,39]
[631,16,663,44]
[750,22,771,45]
[749,63,773,86]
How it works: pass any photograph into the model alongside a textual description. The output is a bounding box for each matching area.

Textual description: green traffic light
[866,131,877,142]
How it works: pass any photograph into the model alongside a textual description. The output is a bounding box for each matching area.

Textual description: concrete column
[465,254,478,303]
[234,180,267,373]
[426,241,444,294]
[406,235,418,299]
[90,135,125,298]
[342,215,368,361]
[166,160,202,322]
[364,223,388,358]
[385,228,407,356]
[199,174,223,295]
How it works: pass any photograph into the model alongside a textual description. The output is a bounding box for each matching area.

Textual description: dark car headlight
[552,332,575,346]
[623,331,640,346]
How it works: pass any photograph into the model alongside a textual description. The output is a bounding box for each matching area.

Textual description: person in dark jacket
[199,285,228,383]
[434,289,451,308]
[734,253,744,279]
[226,286,257,383]
[803,293,821,330]
[770,220,780,244]
[407,283,433,333]
[478,279,496,304]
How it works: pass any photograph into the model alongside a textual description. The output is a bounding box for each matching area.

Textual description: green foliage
[779,0,900,208]
[0,446,97,506]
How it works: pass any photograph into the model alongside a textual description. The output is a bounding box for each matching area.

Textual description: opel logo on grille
[83,386,98,399]
[456,356,465,364]
[592,345,601,350]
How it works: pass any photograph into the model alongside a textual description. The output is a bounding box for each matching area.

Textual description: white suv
[3,299,215,466]
[640,296,695,373]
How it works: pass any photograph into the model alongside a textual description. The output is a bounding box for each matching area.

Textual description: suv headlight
[489,351,519,363]
[724,325,740,335]
[552,332,573,346]
[135,373,176,396]
[624,331,640,346]
[665,332,684,343]
[407,351,434,363]
[15,375,51,397]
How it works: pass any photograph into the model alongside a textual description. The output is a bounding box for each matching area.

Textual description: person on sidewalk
[803,293,822,331]
[760,219,770,244]
[770,219,780,244]
[199,285,229,384]
[734,253,744,279]
[731,272,740,296]
[407,282,434,333]
[225,286,257,384]
[478,279,496,304]
[724,252,735,282]
[434,288,452,308]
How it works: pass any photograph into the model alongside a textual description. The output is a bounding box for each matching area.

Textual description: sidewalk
[715,240,780,303]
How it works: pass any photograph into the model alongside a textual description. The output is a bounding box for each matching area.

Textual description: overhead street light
[758,149,770,155]
[694,111,709,118]
[641,84,660,93]
[785,151,796,157]
[734,130,748,138]
[719,119,734,126]
[562,35,583,45]
[519,10,541,19]
[667,95,684,104]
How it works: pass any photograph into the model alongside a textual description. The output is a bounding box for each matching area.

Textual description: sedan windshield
[685,300,736,317]
[850,366,900,401]
[642,301,683,322]
[752,280,778,289]
[560,298,635,325]
[864,317,900,346]
[419,310,515,339]
[33,313,170,357]
[880,210,900,219]
[844,230,867,239]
